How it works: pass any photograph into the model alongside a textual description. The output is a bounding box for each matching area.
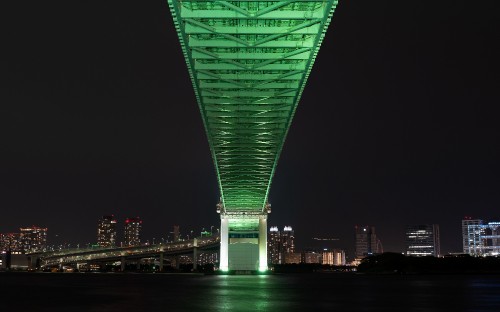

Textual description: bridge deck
[168,0,338,220]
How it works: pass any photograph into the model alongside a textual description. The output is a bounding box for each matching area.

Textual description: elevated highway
[29,236,220,270]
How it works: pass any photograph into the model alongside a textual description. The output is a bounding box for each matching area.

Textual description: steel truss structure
[168,0,338,217]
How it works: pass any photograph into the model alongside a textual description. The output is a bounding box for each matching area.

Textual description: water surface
[1,273,499,311]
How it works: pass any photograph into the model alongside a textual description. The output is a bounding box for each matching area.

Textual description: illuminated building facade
[405,224,440,257]
[97,215,117,248]
[20,227,47,252]
[355,225,382,258]
[322,249,346,265]
[462,217,484,255]
[267,226,295,265]
[268,227,281,264]
[0,233,23,252]
[302,251,321,264]
[282,226,295,254]
[284,252,301,264]
[462,218,500,256]
[124,217,142,247]
[197,252,219,265]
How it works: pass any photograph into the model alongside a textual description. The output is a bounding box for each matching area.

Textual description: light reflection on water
[1,273,500,311]
[210,276,276,311]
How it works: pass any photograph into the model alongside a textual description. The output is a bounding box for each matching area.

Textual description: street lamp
[210,225,214,235]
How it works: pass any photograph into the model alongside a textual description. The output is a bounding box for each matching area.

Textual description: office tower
[405,224,440,257]
[462,218,500,256]
[97,215,117,248]
[173,225,180,242]
[355,225,382,258]
[267,226,295,264]
[268,226,281,264]
[462,217,484,254]
[124,217,142,246]
[20,226,48,253]
[0,233,23,252]
[281,226,295,254]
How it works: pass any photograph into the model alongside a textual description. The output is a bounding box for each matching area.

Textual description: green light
[168,0,339,212]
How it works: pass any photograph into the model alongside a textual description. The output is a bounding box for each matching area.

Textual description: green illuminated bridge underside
[168,0,338,212]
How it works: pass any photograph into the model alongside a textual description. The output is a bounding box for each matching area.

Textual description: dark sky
[1,1,499,257]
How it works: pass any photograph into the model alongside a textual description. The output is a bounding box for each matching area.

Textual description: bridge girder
[168,0,338,212]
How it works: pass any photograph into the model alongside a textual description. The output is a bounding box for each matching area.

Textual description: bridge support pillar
[218,205,269,272]
[193,238,198,271]
[219,217,229,271]
[28,256,38,270]
[258,215,268,272]
[159,253,164,272]
[120,257,126,272]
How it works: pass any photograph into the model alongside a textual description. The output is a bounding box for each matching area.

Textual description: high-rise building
[355,225,382,259]
[173,225,180,242]
[267,226,295,265]
[405,224,440,257]
[0,233,23,252]
[124,217,142,246]
[268,226,281,264]
[97,215,117,248]
[20,226,48,253]
[281,226,295,254]
[462,217,484,255]
[462,218,500,256]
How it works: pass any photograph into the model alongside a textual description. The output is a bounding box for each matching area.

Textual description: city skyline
[1,1,499,255]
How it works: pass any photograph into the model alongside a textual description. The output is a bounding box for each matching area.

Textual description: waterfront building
[268,226,281,264]
[322,249,346,265]
[124,217,142,246]
[462,218,500,256]
[284,252,301,264]
[20,226,48,253]
[267,226,295,264]
[462,217,484,255]
[197,252,218,265]
[355,225,382,258]
[0,233,23,252]
[405,224,440,257]
[97,215,117,248]
[281,226,295,254]
[302,251,321,264]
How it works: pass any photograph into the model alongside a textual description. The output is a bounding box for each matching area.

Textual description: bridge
[29,236,220,271]
[167,0,339,271]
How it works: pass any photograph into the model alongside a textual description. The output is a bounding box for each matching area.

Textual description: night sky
[1,1,499,257]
